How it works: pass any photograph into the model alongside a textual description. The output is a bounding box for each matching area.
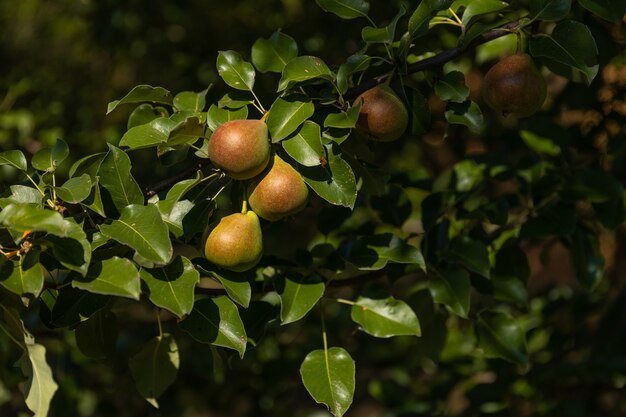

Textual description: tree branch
[345,18,525,99]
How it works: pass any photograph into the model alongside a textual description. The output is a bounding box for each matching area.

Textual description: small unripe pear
[247,154,309,222]
[354,85,409,141]
[481,53,547,118]
[204,211,263,272]
[208,120,270,180]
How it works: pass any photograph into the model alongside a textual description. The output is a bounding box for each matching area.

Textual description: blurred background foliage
[2,0,626,416]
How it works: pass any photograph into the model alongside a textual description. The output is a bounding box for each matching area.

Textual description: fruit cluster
[204,119,309,271]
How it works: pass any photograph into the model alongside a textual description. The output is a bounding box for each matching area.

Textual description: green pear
[208,119,270,180]
[247,154,309,222]
[354,85,409,142]
[204,210,263,272]
[481,53,547,118]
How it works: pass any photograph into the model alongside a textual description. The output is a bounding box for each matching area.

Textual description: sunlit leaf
[252,31,298,73]
[99,204,173,265]
[107,85,173,114]
[72,257,141,300]
[300,347,355,417]
[179,296,247,357]
[351,296,421,337]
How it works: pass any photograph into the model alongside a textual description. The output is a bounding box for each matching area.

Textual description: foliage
[1,0,626,416]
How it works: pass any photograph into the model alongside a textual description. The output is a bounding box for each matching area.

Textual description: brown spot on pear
[354,85,409,141]
[208,119,270,180]
[247,154,309,222]
[481,53,547,118]
[204,211,263,272]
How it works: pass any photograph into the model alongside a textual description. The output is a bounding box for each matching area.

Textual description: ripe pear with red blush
[247,154,309,222]
[204,210,263,272]
[208,119,270,180]
[481,53,547,118]
[354,85,409,141]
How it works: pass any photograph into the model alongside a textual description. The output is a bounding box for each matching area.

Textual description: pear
[204,210,263,272]
[354,85,409,141]
[208,119,270,180]
[247,154,309,222]
[481,53,547,118]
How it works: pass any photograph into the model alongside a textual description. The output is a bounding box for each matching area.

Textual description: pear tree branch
[345,18,526,99]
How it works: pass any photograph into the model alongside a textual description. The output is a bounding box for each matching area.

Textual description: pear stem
[241,199,248,214]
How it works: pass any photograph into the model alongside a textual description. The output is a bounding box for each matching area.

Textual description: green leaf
[434,71,469,103]
[18,343,59,417]
[299,144,357,208]
[323,102,361,129]
[0,251,44,299]
[409,0,454,39]
[315,0,369,19]
[0,306,58,416]
[445,101,483,135]
[460,0,509,29]
[74,310,117,359]
[300,347,355,417]
[72,257,140,300]
[447,236,490,278]
[179,296,247,357]
[69,152,106,179]
[361,4,406,43]
[251,31,298,73]
[282,121,324,167]
[129,334,179,408]
[0,185,42,207]
[99,204,173,265]
[275,272,325,325]
[55,174,92,203]
[31,138,69,172]
[173,88,208,112]
[206,104,248,132]
[351,296,421,337]
[140,256,199,317]
[46,219,91,276]
[430,268,471,318]
[119,117,176,149]
[530,0,572,21]
[266,95,315,142]
[0,203,73,236]
[476,311,528,364]
[167,115,205,146]
[346,233,425,271]
[529,20,599,84]
[216,50,255,91]
[336,53,370,94]
[520,130,561,156]
[211,269,252,308]
[127,104,166,129]
[107,85,173,114]
[278,56,334,91]
[0,150,27,171]
[578,0,626,23]
[98,145,144,211]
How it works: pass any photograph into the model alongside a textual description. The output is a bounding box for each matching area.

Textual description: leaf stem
[336,298,356,306]
[25,173,46,197]
[156,309,163,338]
[250,89,266,114]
